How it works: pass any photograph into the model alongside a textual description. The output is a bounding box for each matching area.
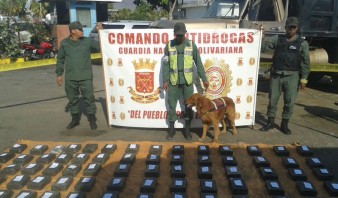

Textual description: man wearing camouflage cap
[162,22,209,140]
[260,17,310,135]
[56,21,102,130]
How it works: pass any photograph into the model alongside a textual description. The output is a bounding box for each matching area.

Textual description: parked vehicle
[10,21,34,44]
[151,0,338,86]
[21,38,56,61]
[10,21,51,44]
[89,20,151,41]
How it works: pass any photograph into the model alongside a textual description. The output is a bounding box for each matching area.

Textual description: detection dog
[185,93,237,142]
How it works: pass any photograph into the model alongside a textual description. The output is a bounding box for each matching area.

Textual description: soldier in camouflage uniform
[56,21,102,130]
[260,17,310,135]
[162,22,209,140]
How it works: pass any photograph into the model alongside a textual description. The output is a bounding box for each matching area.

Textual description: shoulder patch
[163,55,169,63]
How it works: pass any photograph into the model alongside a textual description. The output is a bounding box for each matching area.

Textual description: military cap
[286,17,299,27]
[69,21,83,30]
[174,22,187,35]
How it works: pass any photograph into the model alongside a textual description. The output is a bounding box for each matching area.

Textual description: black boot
[260,117,276,131]
[166,121,175,140]
[183,119,192,140]
[280,119,291,135]
[87,114,97,130]
[67,113,80,129]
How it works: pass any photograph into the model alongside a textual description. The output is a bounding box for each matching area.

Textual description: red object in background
[21,40,56,61]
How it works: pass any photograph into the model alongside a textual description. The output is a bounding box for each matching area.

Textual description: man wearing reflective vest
[162,22,209,140]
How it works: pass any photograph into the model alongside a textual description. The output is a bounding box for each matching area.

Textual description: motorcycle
[21,38,56,61]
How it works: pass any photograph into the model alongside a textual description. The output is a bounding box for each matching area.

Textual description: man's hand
[56,76,63,86]
[203,81,209,90]
[299,82,306,90]
[163,82,168,91]
[259,25,266,39]
[96,23,103,32]
[96,23,103,41]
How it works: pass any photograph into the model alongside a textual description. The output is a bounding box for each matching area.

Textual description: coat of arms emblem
[128,58,160,103]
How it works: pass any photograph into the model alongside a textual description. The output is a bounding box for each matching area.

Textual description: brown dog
[185,93,237,142]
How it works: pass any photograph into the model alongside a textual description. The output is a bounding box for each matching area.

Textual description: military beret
[174,22,187,35]
[286,17,299,27]
[69,21,83,30]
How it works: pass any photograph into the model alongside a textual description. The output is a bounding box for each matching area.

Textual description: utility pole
[39,1,42,20]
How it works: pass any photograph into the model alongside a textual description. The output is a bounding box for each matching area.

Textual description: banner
[100,29,261,128]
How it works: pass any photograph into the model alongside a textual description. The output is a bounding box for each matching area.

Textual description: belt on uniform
[178,68,193,72]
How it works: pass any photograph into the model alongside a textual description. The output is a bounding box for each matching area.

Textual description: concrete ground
[0,64,337,178]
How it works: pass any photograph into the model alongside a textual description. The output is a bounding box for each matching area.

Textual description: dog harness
[210,98,227,111]
[199,97,227,116]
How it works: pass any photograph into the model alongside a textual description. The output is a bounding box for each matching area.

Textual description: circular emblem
[204,59,232,98]
[110,96,115,103]
[249,57,255,65]
[236,78,242,86]
[246,95,253,103]
[206,67,226,96]
[120,112,125,120]
[235,112,240,120]
[119,96,125,104]
[107,58,113,66]
[118,79,124,87]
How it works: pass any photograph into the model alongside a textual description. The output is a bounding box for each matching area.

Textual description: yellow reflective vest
[168,40,194,85]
